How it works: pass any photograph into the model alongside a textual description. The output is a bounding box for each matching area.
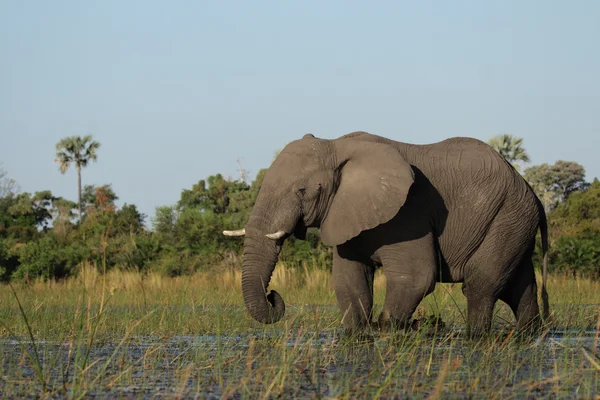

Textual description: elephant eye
[296,187,306,197]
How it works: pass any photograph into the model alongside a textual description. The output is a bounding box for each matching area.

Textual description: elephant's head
[223,133,414,324]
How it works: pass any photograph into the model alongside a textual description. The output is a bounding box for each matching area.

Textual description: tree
[55,135,101,221]
[487,134,530,172]
[153,206,177,236]
[0,192,40,241]
[0,191,71,241]
[178,174,249,214]
[7,191,54,230]
[551,178,600,232]
[82,184,118,215]
[0,164,19,198]
[524,161,588,212]
[51,197,77,240]
[549,160,588,199]
[114,204,146,233]
[546,178,600,279]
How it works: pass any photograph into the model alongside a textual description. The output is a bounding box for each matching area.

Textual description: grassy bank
[0,263,599,398]
[1,262,599,337]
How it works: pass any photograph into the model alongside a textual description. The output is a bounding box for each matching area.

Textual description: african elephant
[223,131,549,337]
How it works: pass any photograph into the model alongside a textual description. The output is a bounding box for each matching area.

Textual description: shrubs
[545,179,600,279]
[550,236,600,278]
[12,234,81,280]
[279,229,332,271]
[0,238,19,281]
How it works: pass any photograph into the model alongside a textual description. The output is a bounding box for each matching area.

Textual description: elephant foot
[410,315,446,334]
[371,319,389,332]
[372,314,447,337]
[341,324,377,343]
[373,316,413,333]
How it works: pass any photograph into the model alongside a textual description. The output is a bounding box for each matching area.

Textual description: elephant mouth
[293,218,307,240]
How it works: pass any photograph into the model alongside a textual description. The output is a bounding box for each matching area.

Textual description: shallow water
[1,325,599,399]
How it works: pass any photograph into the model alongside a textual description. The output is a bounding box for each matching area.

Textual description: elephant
[223,131,549,337]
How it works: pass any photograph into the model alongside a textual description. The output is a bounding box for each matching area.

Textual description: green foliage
[524,161,588,211]
[55,135,101,174]
[0,193,36,241]
[545,179,600,279]
[115,203,146,233]
[152,206,177,238]
[0,238,20,281]
[280,228,332,270]
[550,236,600,279]
[173,208,223,253]
[7,191,54,229]
[178,174,251,214]
[0,240,7,279]
[13,234,86,280]
[124,232,161,270]
[0,190,75,242]
[76,203,149,270]
[51,197,78,239]
[552,179,600,224]
[151,253,195,277]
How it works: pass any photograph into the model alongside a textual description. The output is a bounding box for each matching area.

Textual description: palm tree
[55,135,101,221]
[487,134,530,173]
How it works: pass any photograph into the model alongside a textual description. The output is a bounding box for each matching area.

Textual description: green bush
[280,228,332,270]
[543,179,600,279]
[0,238,20,281]
[122,232,162,271]
[13,234,84,280]
[550,236,600,279]
[150,253,196,277]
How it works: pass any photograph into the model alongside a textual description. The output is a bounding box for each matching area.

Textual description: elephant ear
[320,140,415,246]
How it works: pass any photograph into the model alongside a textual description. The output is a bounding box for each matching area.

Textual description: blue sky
[1,1,599,224]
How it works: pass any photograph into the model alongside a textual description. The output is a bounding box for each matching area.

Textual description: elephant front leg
[376,238,437,331]
[377,270,435,331]
[333,248,375,334]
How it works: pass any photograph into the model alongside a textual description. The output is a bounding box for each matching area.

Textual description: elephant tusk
[266,230,286,240]
[223,228,246,237]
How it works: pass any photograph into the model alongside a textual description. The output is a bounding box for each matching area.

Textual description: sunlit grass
[2,262,597,337]
[0,261,599,398]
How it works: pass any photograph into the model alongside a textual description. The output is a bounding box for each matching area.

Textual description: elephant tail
[539,201,550,321]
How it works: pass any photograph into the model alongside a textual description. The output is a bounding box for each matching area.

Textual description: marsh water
[1,305,599,399]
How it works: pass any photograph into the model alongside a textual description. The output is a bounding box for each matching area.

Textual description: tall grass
[0,261,599,398]
[2,261,599,338]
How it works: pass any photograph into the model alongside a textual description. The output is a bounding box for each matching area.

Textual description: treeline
[0,168,330,281]
[0,134,598,281]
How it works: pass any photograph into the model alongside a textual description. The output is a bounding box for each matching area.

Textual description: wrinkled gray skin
[224,131,549,337]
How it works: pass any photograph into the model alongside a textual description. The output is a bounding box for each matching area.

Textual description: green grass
[0,263,599,398]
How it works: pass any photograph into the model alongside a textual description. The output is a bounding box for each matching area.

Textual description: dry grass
[2,262,598,337]
[0,263,599,398]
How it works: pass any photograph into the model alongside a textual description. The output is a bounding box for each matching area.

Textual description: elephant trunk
[241,235,285,324]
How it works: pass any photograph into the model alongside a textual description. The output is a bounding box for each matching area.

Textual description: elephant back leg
[463,214,538,337]
[333,247,375,334]
[498,256,541,332]
[376,233,438,330]
[464,207,538,336]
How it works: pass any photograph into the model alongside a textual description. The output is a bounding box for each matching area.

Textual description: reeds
[0,262,599,398]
